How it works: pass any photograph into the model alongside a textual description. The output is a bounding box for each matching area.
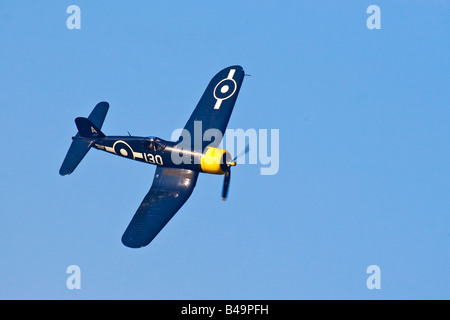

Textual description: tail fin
[86,101,109,129]
[59,101,109,176]
[75,117,106,138]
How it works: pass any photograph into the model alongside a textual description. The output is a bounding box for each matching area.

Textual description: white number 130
[146,153,163,165]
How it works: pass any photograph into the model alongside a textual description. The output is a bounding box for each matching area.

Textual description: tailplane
[59,101,109,176]
[59,139,92,176]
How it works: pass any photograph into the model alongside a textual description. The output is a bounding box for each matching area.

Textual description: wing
[121,167,199,248]
[182,65,245,152]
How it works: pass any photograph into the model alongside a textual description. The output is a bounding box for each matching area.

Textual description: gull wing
[182,65,245,152]
[121,167,198,248]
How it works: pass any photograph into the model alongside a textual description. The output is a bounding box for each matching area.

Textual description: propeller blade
[233,143,250,162]
[222,144,247,200]
[221,170,231,200]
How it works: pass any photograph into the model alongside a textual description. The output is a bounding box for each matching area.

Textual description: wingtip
[59,167,72,176]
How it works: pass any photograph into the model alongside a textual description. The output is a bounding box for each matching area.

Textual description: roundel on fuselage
[113,141,135,160]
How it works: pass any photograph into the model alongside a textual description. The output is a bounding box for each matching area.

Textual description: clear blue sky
[0,1,448,299]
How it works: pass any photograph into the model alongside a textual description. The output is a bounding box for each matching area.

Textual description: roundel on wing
[113,141,135,160]
[213,78,237,101]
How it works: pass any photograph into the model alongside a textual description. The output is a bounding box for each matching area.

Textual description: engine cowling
[200,147,231,174]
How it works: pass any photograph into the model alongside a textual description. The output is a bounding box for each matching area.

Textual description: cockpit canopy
[143,137,167,152]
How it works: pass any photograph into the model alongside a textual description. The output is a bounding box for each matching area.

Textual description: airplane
[59,65,246,248]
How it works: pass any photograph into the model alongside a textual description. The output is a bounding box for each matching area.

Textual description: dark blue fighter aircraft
[60,66,246,248]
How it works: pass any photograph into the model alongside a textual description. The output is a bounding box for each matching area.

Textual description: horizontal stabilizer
[75,117,106,139]
[59,139,92,176]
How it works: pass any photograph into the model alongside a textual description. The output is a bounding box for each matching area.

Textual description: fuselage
[75,135,231,175]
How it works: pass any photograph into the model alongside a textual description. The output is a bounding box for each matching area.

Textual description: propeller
[221,170,231,200]
[221,144,249,201]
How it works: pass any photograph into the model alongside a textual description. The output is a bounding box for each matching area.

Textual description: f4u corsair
[60,66,246,248]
